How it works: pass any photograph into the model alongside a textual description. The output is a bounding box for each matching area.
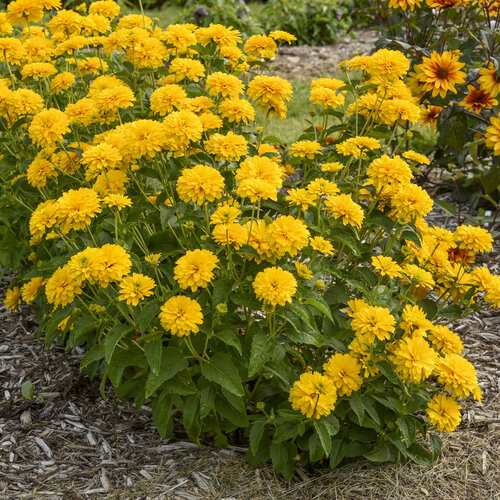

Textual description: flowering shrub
[1,0,499,478]
[370,0,500,202]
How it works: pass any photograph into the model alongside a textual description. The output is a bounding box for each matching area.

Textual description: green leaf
[364,444,392,462]
[105,325,133,364]
[329,438,345,468]
[396,416,414,445]
[201,353,244,397]
[249,420,267,456]
[309,433,325,462]
[80,344,103,371]
[200,385,216,419]
[323,414,340,436]
[440,304,462,320]
[144,338,162,376]
[214,329,242,355]
[21,380,34,401]
[434,200,456,217]
[151,394,172,438]
[349,393,365,421]
[145,347,188,398]
[314,420,332,456]
[273,422,298,443]
[270,442,289,474]
[183,394,199,431]
[213,279,233,305]
[429,434,442,459]
[304,297,333,323]
[137,301,161,334]
[324,284,349,305]
[278,308,302,333]
[248,332,276,378]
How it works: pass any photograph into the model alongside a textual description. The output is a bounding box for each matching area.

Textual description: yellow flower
[4,286,21,311]
[177,164,225,205]
[67,247,107,284]
[206,71,244,97]
[104,194,132,210]
[324,194,364,229]
[267,215,310,258]
[459,85,497,114]
[51,72,75,94]
[436,354,482,400]
[454,225,493,253]
[390,183,433,220]
[29,108,70,149]
[247,75,293,107]
[82,143,122,178]
[366,154,413,189]
[89,1,121,18]
[294,261,313,280]
[253,267,297,306]
[93,169,128,195]
[7,0,44,26]
[168,57,205,82]
[269,30,297,44]
[403,150,430,165]
[391,336,438,383]
[285,188,316,211]
[310,87,345,109]
[307,178,339,198]
[212,223,248,249]
[244,34,277,59]
[150,84,187,116]
[367,49,410,81]
[336,136,381,158]
[55,188,102,233]
[478,62,500,97]
[426,394,461,433]
[321,162,344,173]
[118,273,156,306]
[428,325,463,356]
[204,131,248,162]
[21,277,45,304]
[145,253,162,266]
[310,236,334,255]
[45,266,83,308]
[414,51,466,98]
[289,371,337,419]
[485,115,500,156]
[371,255,403,279]
[27,155,58,188]
[196,24,241,48]
[159,295,203,336]
[351,305,396,343]
[174,249,219,292]
[380,0,423,11]
[97,244,132,287]
[219,97,255,124]
[124,119,167,160]
[289,140,321,159]
[323,353,363,396]
[210,202,241,225]
[21,62,57,80]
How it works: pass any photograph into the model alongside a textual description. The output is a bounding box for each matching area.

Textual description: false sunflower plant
[0,0,498,478]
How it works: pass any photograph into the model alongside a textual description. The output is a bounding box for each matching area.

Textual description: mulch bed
[0,190,499,499]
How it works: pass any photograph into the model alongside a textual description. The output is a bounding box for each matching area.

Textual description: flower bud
[216,303,228,314]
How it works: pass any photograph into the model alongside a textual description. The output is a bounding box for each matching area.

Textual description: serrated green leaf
[248,332,276,378]
[144,338,162,376]
[314,420,332,456]
[201,353,244,396]
[145,347,188,398]
[105,325,133,364]
[249,420,267,456]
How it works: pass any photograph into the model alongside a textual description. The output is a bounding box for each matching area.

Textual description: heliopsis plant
[0,0,498,479]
